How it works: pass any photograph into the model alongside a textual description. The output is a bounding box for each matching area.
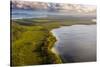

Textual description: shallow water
[51,25,96,63]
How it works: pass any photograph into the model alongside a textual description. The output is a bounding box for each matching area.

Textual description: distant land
[11,0,96,66]
[11,0,96,14]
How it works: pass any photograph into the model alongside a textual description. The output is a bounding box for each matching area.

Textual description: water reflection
[51,25,96,63]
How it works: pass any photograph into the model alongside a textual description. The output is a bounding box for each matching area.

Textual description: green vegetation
[11,18,96,66]
[11,21,62,66]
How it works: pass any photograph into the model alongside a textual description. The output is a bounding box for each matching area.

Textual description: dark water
[11,9,68,19]
[51,25,96,63]
[11,9,96,19]
[11,9,48,19]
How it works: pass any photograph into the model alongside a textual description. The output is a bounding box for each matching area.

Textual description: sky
[14,0,97,5]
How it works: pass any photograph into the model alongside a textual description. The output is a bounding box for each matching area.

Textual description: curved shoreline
[50,24,96,63]
[41,32,62,64]
[11,18,96,66]
[11,22,62,66]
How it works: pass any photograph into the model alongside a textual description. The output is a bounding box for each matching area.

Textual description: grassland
[11,18,96,66]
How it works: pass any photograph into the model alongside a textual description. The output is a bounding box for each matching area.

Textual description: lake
[11,8,96,63]
[11,9,96,19]
[51,25,96,63]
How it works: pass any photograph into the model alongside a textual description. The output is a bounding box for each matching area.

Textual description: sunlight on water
[51,25,96,62]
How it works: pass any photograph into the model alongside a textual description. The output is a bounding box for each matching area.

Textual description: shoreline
[11,21,62,66]
[50,24,96,63]
[11,18,96,66]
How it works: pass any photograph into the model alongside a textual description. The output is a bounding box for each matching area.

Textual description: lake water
[11,9,95,19]
[51,25,96,63]
[11,8,96,63]
[11,9,72,19]
[12,9,69,19]
[11,9,47,19]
